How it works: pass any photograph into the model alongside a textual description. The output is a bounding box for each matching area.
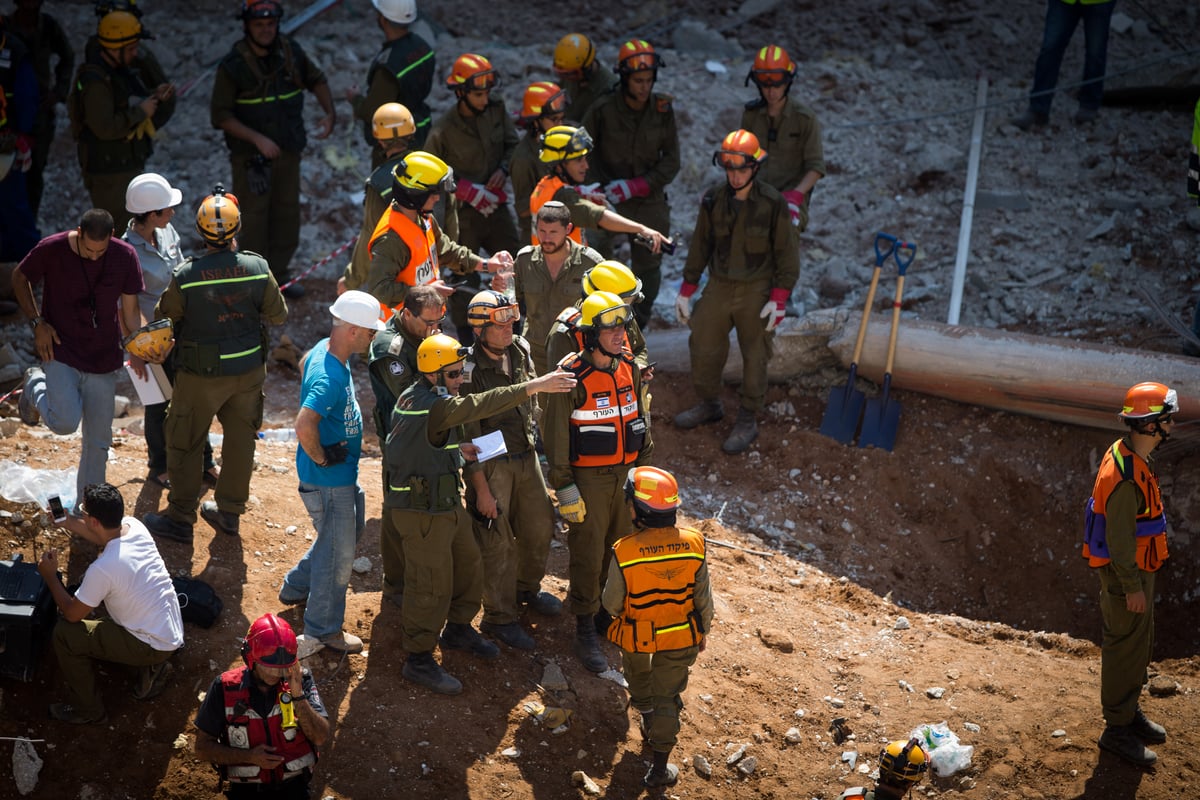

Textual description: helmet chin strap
[477,331,506,359]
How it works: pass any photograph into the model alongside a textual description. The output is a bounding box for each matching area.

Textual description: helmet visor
[592,304,629,329]
[476,304,521,325]
[714,151,756,169]
[751,69,791,88]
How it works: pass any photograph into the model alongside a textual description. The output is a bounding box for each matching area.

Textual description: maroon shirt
[18,231,144,374]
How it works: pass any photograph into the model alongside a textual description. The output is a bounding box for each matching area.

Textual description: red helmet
[713,129,766,169]
[241,0,284,20]
[241,613,298,669]
[447,53,498,93]
[747,44,796,90]
[615,39,663,76]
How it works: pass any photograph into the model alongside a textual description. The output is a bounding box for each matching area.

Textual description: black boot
[574,615,607,673]
[643,750,679,787]
[439,622,500,660]
[401,651,462,695]
[1099,724,1157,767]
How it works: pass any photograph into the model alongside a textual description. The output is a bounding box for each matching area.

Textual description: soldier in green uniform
[424,52,518,342]
[70,9,173,232]
[367,284,446,606]
[144,188,288,544]
[510,81,567,245]
[581,39,679,327]
[544,259,650,374]
[210,0,335,300]
[741,44,824,231]
[674,131,798,455]
[552,32,615,124]
[352,0,435,163]
[385,333,575,694]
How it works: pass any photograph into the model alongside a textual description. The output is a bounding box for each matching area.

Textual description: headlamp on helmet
[241,0,284,21]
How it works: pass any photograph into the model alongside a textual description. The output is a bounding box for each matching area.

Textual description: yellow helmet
[878,739,928,789]
[553,33,595,76]
[372,102,416,142]
[467,289,520,329]
[539,125,592,164]
[578,291,629,330]
[195,187,241,246]
[391,151,454,210]
[582,260,643,303]
[417,333,469,373]
[97,10,146,49]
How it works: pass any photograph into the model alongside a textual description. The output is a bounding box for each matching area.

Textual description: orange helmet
[615,39,663,76]
[747,44,796,90]
[1120,382,1177,421]
[241,0,284,20]
[241,613,298,669]
[554,33,595,78]
[713,129,767,169]
[447,53,498,93]
[519,81,568,125]
[624,466,681,517]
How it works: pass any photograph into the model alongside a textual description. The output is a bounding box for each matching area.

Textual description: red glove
[760,288,789,332]
[575,182,607,205]
[15,135,32,173]
[782,189,804,226]
[604,176,650,205]
[455,181,500,216]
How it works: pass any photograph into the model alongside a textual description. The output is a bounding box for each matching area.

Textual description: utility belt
[388,474,461,512]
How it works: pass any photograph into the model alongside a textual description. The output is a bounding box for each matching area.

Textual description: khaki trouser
[567,465,633,616]
[165,368,265,523]
[468,453,555,625]
[622,645,699,753]
[53,617,173,718]
[1098,565,1156,726]
[231,149,302,281]
[379,450,405,597]
[688,276,773,413]
[391,506,483,654]
[84,168,140,233]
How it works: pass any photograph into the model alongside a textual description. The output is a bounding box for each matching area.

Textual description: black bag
[173,577,223,628]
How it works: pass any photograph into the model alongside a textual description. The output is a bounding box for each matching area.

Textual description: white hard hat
[330,290,387,331]
[126,173,183,214]
[371,0,416,24]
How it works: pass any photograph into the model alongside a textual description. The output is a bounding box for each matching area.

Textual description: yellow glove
[126,117,157,141]
[556,483,586,524]
[123,319,173,361]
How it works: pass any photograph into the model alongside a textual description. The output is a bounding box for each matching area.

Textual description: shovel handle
[873,232,898,267]
[893,241,917,274]
[852,235,895,365]
[882,242,916,375]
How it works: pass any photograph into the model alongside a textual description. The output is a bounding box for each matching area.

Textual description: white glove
[575,182,607,205]
[674,294,691,324]
[760,297,786,332]
[455,180,500,216]
[603,177,649,205]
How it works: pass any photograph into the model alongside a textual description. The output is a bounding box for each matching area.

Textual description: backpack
[173,577,223,628]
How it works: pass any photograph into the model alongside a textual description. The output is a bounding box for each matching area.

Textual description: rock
[1186,207,1200,233]
[784,727,802,744]
[1148,675,1180,697]
[726,742,749,765]
[1109,11,1134,34]
[893,616,911,630]
[571,770,601,795]
[351,556,372,574]
[671,20,742,61]
[501,746,520,758]
[693,753,712,778]
[912,141,964,175]
[736,755,758,776]
[12,737,42,795]
[963,722,981,733]
[926,686,946,699]
[1085,213,1117,240]
[1051,729,1066,738]
[757,627,794,653]
[540,661,570,692]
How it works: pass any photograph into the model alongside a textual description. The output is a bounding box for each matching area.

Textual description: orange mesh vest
[530,175,584,246]
[1082,439,1168,571]
[607,526,706,653]
[368,208,439,317]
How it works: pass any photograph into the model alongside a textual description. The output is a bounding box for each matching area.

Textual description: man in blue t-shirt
[278,291,386,655]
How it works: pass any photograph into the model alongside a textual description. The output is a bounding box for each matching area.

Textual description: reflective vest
[530,174,584,246]
[368,207,439,318]
[384,379,464,512]
[564,353,645,468]
[173,250,271,377]
[222,37,307,154]
[219,667,317,784]
[607,526,705,653]
[1082,439,1168,571]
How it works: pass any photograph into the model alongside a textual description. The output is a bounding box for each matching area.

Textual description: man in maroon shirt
[13,208,145,511]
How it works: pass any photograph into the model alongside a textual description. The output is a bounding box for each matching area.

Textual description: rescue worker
[194,614,330,798]
[1082,382,1174,767]
[461,290,563,651]
[511,81,567,244]
[145,187,288,544]
[551,32,615,123]
[741,44,824,231]
[513,201,603,375]
[70,8,174,232]
[0,13,39,261]
[1189,98,1200,353]
[365,150,507,319]
[367,284,446,607]
[211,0,335,300]
[581,39,679,327]
[353,0,434,161]
[424,52,519,343]
[541,291,653,673]
[8,0,73,220]
[341,102,416,295]
[544,258,650,375]
[602,466,712,788]
[674,130,798,455]
[384,333,576,694]
[839,738,929,799]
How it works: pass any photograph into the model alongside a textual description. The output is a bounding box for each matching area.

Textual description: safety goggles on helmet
[714,150,758,169]
[589,304,629,329]
[749,69,792,88]
[540,126,593,163]
[478,304,520,325]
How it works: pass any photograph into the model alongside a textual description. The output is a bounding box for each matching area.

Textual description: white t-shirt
[75,517,185,652]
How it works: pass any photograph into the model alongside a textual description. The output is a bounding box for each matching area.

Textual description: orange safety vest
[607,526,705,653]
[367,207,439,317]
[530,174,584,247]
[1082,439,1168,571]
[565,353,645,468]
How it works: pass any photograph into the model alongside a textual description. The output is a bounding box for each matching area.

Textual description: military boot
[674,399,723,429]
[439,622,500,660]
[1131,708,1167,743]
[1099,725,1157,767]
[722,408,759,454]
[200,501,240,536]
[643,750,680,787]
[402,651,462,695]
[574,614,607,673]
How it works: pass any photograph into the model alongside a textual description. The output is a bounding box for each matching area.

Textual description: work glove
[321,441,350,466]
[455,180,500,216]
[247,155,272,195]
[782,189,805,227]
[760,288,789,332]
[575,182,607,205]
[126,117,157,142]
[15,135,32,172]
[556,483,586,524]
[675,281,698,324]
[604,176,650,206]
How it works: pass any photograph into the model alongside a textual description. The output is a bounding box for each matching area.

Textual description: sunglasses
[419,312,447,326]
[442,368,464,379]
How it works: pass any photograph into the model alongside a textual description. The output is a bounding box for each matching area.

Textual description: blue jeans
[281,483,365,639]
[32,361,118,508]
[1029,0,1116,115]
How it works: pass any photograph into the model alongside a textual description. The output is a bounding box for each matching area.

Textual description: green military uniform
[513,239,603,375]
[684,180,798,413]
[384,378,534,654]
[366,211,480,310]
[561,67,616,125]
[154,248,288,525]
[509,132,549,245]
[368,315,422,597]
[70,41,173,232]
[741,98,825,231]
[210,34,326,284]
[582,90,679,324]
[344,152,406,293]
[461,336,555,625]
[354,30,435,163]
[541,350,653,616]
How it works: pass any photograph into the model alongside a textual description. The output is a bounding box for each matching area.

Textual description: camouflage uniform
[741,98,825,231]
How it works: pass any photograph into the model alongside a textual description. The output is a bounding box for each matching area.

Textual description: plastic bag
[0,461,77,512]
[910,721,974,777]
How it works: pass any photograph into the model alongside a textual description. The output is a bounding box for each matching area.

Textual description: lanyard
[76,245,106,330]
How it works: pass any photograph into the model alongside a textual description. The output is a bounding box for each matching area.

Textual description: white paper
[472,430,508,463]
[125,362,171,405]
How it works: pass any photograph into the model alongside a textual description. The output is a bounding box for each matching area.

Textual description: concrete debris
[693,753,712,778]
[1052,729,1067,738]
[726,742,749,765]
[1109,11,1134,34]
[1148,675,1180,697]
[540,661,569,692]
[893,616,911,630]
[571,770,601,795]
[501,746,520,758]
[784,727,802,744]
[597,668,626,687]
[1085,213,1117,240]
[736,755,758,776]
[12,738,42,796]
[926,687,947,699]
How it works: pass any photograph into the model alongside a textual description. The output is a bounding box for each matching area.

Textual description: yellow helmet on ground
[582,260,643,303]
[196,187,241,246]
[372,102,416,142]
[878,738,928,789]
[417,333,469,373]
[539,125,592,164]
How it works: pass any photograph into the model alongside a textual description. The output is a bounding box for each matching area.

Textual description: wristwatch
[29,316,42,332]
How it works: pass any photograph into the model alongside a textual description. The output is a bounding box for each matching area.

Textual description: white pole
[947,75,989,325]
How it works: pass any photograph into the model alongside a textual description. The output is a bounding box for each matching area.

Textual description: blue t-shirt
[296,338,362,486]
